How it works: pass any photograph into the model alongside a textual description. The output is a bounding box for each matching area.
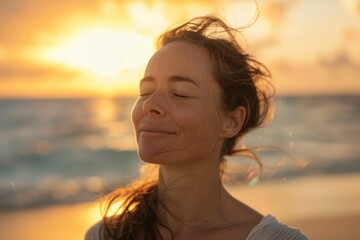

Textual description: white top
[85,215,308,240]
[245,215,308,240]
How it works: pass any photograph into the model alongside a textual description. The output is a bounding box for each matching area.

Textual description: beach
[1,173,359,240]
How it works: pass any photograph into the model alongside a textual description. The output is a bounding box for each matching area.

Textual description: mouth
[139,128,176,138]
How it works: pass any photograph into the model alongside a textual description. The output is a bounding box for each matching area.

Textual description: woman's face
[132,41,227,164]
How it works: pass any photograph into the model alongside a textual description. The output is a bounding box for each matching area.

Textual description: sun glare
[44,30,154,77]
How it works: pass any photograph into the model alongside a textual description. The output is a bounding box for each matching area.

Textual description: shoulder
[84,221,103,240]
[245,215,308,240]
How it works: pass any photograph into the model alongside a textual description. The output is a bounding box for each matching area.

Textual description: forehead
[145,41,214,82]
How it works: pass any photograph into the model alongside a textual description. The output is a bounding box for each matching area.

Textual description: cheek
[180,106,223,141]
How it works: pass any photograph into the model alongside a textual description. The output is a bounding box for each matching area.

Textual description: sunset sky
[1,0,359,98]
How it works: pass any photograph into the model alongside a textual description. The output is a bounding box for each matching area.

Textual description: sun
[44,29,154,77]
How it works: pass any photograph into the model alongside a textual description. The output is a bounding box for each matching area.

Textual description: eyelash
[173,93,189,99]
[138,92,190,99]
[139,93,151,97]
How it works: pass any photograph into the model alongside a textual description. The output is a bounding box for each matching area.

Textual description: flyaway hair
[100,15,274,240]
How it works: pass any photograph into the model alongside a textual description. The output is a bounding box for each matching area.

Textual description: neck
[156,157,225,228]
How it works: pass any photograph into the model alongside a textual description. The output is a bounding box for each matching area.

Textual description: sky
[0,0,359,98]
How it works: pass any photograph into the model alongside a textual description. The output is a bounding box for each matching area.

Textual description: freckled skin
[131,41,227,165]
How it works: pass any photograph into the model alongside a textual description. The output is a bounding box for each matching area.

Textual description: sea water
[0,96,359,209]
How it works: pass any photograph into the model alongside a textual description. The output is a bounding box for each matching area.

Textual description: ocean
[0,96,359,210]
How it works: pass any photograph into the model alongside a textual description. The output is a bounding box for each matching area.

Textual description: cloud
[267,47,360,95]
[319,53,359,69]
[319,47,360,88]
[238,0,300,55]
[0,0,271,51]
[0,0,214,51]
[341,27,360,63]
[260,0,299,29]
[0,1,213,83]
[0,60,79,81]
[342,0,360,20]
[0,45,7,61]
[0,1,103,50]
[1,0,358,96]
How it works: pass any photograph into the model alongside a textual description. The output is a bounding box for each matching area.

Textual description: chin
[137,149,190,165]
[138,150,168,164]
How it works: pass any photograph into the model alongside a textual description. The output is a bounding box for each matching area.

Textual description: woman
[86,16,308,240]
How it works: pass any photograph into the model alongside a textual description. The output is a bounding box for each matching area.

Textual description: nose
[142,92,166,117]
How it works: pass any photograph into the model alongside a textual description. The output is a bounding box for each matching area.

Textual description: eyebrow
[169,75,200,87]
[140,75,200,88]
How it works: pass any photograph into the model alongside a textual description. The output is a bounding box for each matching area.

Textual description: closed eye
[173,93,190,98]
[139,92,152,97]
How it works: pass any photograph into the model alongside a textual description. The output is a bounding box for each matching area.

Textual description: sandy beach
[1,174,359,240]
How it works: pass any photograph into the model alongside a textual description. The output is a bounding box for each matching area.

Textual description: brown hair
[156,16,274,156]
[100,15,274,240]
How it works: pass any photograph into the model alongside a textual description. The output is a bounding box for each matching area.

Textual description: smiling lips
[139,127,176,138]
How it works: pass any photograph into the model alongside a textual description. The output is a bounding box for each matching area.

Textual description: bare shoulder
[84,221,103,240]
[224,193,264,224]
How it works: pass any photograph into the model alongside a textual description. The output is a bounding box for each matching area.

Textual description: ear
[222,106,246,138]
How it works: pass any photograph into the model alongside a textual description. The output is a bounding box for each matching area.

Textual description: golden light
[0,45,6,61]
[127,2,169,32]
[43,29,154,77]
[342,0,360,20]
